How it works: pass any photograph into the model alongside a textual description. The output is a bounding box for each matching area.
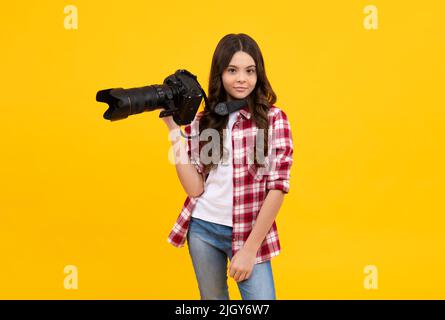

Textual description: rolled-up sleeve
[265,109,294,193]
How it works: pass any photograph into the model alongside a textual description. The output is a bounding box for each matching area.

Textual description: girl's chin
[231,92,249,99]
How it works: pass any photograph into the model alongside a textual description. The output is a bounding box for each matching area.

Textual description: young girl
[161,33,294,300]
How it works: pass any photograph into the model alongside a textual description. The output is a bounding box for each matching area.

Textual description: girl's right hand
[160,108,180,132]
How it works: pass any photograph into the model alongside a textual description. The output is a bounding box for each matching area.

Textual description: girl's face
[222,51,257,101]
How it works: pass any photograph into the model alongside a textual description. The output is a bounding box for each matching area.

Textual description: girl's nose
[237,72,248,83]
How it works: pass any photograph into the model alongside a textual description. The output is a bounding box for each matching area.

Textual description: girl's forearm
[243,190,285,253]
[169,129,204,198]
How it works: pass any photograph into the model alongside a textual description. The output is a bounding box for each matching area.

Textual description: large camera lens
[96,69,207,125]
[96,84,174,121]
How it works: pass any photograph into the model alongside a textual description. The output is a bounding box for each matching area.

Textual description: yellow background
[1,0,444,299]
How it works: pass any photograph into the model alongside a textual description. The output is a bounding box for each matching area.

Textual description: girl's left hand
[229,248,257,282]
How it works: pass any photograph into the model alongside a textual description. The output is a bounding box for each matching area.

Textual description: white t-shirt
[191,110,239,227]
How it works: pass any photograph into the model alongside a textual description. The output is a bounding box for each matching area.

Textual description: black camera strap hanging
[180,86,248,139]
[212,99,248,116]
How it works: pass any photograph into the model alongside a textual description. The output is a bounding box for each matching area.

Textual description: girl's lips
[234,87,247,91]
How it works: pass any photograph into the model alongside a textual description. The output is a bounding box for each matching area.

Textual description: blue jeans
[186,216,276,300]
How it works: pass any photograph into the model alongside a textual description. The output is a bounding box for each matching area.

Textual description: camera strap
[180,89,247,139]
[212,99,248,116]
[199,83,248,116]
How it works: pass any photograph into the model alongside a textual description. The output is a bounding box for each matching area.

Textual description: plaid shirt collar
[239,105,251,119]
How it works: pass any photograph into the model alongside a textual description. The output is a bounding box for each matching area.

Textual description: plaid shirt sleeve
[266,109,294,193]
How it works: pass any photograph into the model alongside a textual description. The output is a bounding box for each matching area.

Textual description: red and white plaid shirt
[167,104,294,264]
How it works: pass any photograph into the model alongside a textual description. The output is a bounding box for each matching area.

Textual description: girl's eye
[227,68,255,73]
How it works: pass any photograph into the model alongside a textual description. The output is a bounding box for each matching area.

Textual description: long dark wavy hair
[198,33,277,175]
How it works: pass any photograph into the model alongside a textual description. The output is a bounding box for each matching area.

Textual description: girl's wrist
[169,125,180,132]
[168,127,182,141]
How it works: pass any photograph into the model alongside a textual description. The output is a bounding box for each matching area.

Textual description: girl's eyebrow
[228,65,256,68]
